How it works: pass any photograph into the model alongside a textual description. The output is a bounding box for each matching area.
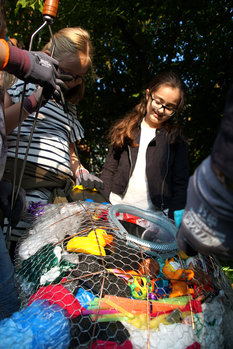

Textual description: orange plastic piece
[162,258,195,298]
[101,295,187,315]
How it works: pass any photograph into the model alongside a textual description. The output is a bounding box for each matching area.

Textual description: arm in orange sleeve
[0,39,10,70]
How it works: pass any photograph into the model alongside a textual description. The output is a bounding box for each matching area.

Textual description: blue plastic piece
[85,199,94,202]
[75,287,95,308]
[0,300,70,348]
[174,209,184,228]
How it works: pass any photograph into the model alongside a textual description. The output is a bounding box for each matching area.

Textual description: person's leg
[0,226,20,320]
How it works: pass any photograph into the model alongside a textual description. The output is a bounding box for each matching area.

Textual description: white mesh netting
[1,200,233,349]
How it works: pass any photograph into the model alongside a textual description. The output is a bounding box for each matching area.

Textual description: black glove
[76,169,104,190]
[177,156,233,260]
[176,230,198,257]
[211,84,233,186]
[24,51,71,99]
[4,44,70,100]
[0,180,26,228]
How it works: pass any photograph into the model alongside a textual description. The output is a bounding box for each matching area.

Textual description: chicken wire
[1,200,233,349]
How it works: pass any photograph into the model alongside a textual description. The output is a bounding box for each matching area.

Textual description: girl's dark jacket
[100,126,189,219]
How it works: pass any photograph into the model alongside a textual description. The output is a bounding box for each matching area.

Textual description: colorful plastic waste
[0,300,70,349]
[75,287,95,309]
[128,276,152,299]
[16,243,76,296]
[28,284,85,318]
[67,229,113,256]
[162,258,195,298]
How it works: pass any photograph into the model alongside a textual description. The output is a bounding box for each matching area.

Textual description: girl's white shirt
[110,119,157,210]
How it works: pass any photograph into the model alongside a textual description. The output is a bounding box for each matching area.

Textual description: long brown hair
[109,71,186,148]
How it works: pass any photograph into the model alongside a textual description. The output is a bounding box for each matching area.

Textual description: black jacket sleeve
[99,145,120,200]
[211,85,233,181]
[168,140,189,218]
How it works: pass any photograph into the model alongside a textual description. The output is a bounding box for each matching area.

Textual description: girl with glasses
[100,71,189,220]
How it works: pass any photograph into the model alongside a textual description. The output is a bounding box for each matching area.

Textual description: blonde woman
[4,27,103,241]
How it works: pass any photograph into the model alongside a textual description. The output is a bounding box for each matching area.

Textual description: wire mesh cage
[1,200,233,348]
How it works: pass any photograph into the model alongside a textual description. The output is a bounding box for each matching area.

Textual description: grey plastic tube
[108,204,178,258]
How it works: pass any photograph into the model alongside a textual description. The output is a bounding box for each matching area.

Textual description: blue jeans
[0,226,20,320]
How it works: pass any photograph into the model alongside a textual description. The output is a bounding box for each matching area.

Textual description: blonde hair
[43,27,93,104]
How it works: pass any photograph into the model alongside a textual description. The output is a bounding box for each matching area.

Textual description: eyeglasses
[150,93,177,116]
[59,69,86,82]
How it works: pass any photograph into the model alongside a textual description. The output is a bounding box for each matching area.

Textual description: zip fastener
[122,145,134,196]
[160,140,170,213]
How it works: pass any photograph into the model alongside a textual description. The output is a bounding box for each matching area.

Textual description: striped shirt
[4,80,85,241]
[7,80,84,178]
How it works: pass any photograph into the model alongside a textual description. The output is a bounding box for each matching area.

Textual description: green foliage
[222,266,233,285]
[15,0,43,14]
[220,258,233,285]
[5,0,233,174]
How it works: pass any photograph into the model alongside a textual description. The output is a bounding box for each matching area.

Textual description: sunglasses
[59,69,86,82]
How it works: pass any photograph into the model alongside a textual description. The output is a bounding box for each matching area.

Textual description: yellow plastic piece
[67,236,106,256]
[178,250,189,259]
[67,228,113,256]
[127,313,170,330]
[88,229,107,246]
[149,313,170,329]
[88,229,113,245]
[72,184,97,192]
[127,314,148,330]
